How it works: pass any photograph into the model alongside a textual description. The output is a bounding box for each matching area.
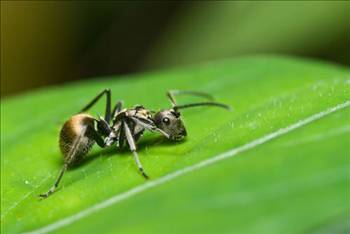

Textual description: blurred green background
[1,1,350,97]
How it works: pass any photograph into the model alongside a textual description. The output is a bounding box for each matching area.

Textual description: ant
[39,89,230,198]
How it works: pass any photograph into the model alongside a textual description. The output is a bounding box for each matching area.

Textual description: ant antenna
[174,102,231,111]
[167,90,214,107]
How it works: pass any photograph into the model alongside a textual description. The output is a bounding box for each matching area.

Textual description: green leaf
[1,56,349,234]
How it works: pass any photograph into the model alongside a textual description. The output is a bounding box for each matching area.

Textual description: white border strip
[25,101,350,234]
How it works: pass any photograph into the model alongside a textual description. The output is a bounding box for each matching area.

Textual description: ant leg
[95,117,112,137]
[39,163,68,198]
[166,90,214,107]
[40,127,90,198]
[131,116,169,139]
[89,125,109,147]
[80,89,112,123]
[111,101,123,120]
[123,121,149,179]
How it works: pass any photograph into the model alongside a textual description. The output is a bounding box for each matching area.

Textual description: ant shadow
[68,135,186,170]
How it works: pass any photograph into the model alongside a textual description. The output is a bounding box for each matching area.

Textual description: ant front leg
[123,121,149,179]
[80,89,112,123]
[131,116,170,139]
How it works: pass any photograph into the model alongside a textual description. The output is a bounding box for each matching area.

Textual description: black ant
[39,89,230,198]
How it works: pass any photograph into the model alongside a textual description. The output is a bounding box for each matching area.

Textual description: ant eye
[162,117,170,125]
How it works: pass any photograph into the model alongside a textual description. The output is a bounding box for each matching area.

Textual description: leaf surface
[1,56,349,233]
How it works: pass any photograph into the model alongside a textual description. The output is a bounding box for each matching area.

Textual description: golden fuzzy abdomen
[59,113,95,164]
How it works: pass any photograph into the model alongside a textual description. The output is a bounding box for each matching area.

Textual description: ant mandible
[39,89,230,198]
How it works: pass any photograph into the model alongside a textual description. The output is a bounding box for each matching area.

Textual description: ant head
[153,109,187,141]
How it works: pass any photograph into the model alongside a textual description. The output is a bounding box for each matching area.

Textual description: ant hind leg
[39,164,68,198]
[39,128,92,198]
[80,89,112,123]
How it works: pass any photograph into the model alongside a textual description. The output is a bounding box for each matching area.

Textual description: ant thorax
[105,106,153,147]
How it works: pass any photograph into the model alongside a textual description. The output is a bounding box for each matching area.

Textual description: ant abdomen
[59,113,95,165]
